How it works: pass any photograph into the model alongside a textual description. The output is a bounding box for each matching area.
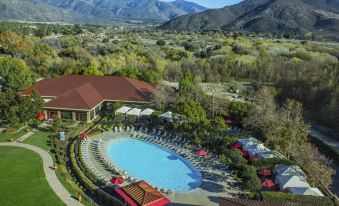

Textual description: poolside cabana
[256,151,284,160]
[115,106,132,115]
[115,180,171,206]
[160,111,173,122]
[126,108,142,117]
[111,177,124,185]
[274,165,306,181]
[288,187,324,196]
[140,108,155,116]
[275,175,310,191]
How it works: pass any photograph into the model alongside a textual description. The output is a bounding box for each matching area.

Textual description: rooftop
[22,75,156,110]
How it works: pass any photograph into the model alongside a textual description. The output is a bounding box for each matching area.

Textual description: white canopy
[140,108,155,116]
[256,151,284,160]
[275,165,306,181]
[160,111,172,119]
[247,145,270,158]
[288,187,324,196]
[275,175,310,191]
[237,137,260,146]
[126,108,142,116]
[115,106,132,114]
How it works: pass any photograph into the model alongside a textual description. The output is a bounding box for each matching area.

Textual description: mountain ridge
[159,0,339,36]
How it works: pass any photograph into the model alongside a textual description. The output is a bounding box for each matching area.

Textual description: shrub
[262,192,334,206]
[251,158,295,169]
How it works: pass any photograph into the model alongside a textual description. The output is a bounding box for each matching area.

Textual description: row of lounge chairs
[79,140,109,183]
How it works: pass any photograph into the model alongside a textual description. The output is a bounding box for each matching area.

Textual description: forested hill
[159,0,339,38]
[0,0,207,23]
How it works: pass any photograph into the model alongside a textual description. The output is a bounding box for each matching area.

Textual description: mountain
[159,0,339,36]
[169,0,207,14]
[0,0,208,23]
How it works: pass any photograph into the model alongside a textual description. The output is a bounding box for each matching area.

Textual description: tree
[228,101,250,126]
[152,84,177,111]
[156,39,166,46]
[0,31,33,56]
[179,72,194,98]
[0,56,32,91]
[266,100,310,159]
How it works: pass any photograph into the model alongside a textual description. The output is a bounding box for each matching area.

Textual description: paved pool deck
[82,131,242,206]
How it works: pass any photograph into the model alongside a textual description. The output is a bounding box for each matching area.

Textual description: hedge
[262,192,334,206]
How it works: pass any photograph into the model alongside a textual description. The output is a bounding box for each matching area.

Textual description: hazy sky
[162,0,242,8]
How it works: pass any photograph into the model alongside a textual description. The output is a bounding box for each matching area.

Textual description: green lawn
[0,147,65,206]
[0,130,26,142]
[24,131,51,151]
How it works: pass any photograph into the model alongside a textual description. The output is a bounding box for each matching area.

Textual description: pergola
[115,180,170,206]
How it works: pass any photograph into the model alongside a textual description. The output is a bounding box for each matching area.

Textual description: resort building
[21,75,156,122]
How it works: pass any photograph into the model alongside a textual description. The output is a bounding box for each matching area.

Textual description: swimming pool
[107,138,203,191]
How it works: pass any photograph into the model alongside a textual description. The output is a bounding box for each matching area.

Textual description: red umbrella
[196,150,208,156]
[80,133,90,139]
[111,177,124,185]
[241,150,249,157]
[257,169,272,176]
[262,179,274,188]
[36,113,45,119]
[228,143,242,149]
[249,157,259,161]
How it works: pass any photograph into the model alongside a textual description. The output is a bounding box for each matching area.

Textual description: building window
[76,112,86,121]
[61,111,72,120]
[47,110,57,119]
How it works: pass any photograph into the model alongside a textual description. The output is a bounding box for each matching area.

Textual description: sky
[162,0,243,8]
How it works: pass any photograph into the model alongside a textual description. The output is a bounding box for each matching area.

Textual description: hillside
[0,0,207,23]
[159,0,339,36]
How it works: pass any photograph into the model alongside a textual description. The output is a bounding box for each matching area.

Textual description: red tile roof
[219,197,314,206]
[22,75,156,110]
[115,181,170,206]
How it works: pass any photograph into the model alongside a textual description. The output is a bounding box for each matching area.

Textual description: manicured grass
[24,131,51,152]
[0,147,65,206]
[0,130,26,142]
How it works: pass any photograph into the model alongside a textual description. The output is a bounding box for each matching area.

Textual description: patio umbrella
[36,113,45,119]
[241,150,249,157]
[196,150,208,156]
[111,177,124,185]
[262,179,274,188]
[227,143,242,149]
[257,169,272,176]
[80,133,90,139]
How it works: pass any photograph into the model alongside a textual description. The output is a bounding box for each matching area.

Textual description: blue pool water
[107,138,203,191]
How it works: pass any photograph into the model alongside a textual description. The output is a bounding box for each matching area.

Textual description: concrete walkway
[0,142,83,206]
[17,131,35,142]
[310,128,339,153]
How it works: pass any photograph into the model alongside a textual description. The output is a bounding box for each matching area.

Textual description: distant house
[21,75,156,122]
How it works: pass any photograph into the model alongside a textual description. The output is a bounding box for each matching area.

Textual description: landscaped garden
[0,147,65,206]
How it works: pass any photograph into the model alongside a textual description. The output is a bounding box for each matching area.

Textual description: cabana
[288,187,324,196]
[244,144,270,158]
[126,108,142,117]
[237,137,260,147]
[275,175,310,191]
[160,111,173,121]
[274,165,306,181]
[115,180,171,206]
[115,106,132,115]
[140,108,155,116]
[256,151,284,160]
